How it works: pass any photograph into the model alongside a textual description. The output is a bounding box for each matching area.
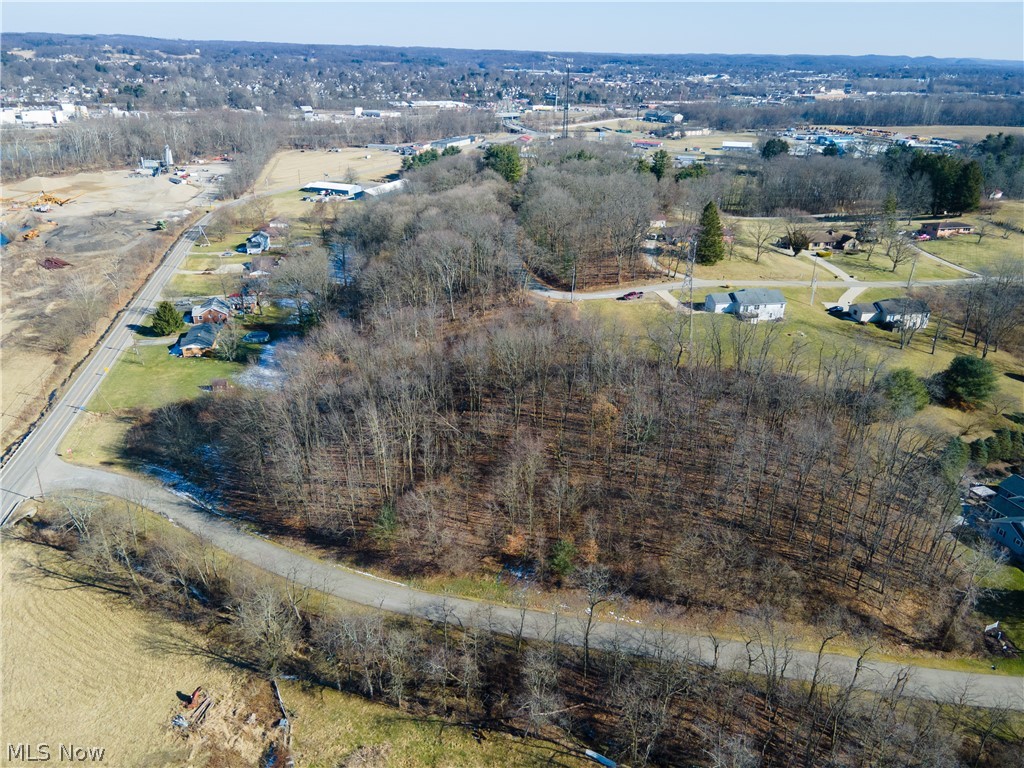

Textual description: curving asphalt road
[2,188,1015,709]
[24,453,1024,711]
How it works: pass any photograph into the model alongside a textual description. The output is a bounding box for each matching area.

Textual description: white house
[704,288,787,323]
[245,231,271,255]
[849,298,930,329]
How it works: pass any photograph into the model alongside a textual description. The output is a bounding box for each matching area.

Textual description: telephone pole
[562,58,572,139]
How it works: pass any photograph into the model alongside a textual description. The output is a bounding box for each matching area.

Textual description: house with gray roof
[704,288,786,324]
[245,230,271,255]
[179,323,220,358]
[849,298,930,330]
[191,297,232,325]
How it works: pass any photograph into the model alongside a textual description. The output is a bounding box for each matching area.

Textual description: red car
[618,291,645,301]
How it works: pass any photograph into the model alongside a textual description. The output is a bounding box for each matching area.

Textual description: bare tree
[746,219,775,264]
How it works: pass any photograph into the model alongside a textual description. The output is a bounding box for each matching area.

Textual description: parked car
[618,291,644,301]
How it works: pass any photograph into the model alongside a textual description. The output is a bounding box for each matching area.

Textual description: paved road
[0,211,215,524]
[18,454,1023,710]
[532,275,978,302]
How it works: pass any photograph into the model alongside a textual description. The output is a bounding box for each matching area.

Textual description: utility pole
[547,55,573,139]
[686,237,697,350]
[906,248,919,289]
[562,58,572,140]
[810,255,820,306]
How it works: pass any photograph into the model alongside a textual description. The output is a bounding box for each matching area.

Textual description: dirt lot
[0,165,225,453]
[258,148,403,191]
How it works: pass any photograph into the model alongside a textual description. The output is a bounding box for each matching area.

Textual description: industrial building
[299,181,364,198]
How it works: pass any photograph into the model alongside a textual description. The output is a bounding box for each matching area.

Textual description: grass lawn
[189,228,252,255]
[576,294,674,340]
[165,271,241,298]
[87,344,245,414]
[686,249,816,282]
[183,251,250,272]
[976,555,1024,676]
[824,249,962,282]
[288,681,586,767]
[915,215,1024,273]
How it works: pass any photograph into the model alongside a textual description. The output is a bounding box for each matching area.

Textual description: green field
[823,248,963,282]
[165,271,242,298]
[60,344,246,466]
[88,344,246,414]
[915,207,1024,273]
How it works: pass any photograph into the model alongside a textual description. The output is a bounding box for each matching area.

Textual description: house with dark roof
[785,228,859,252]
[245,255,278,278]
[849,298,930,330]
[191,297,232,325]
[919,221,974,239]
[704,288,786,323]
[245,230,271,255]
[179,323,220,358]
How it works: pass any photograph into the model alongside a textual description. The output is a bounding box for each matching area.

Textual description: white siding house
[704,289,786,323]
[850,298,930,329]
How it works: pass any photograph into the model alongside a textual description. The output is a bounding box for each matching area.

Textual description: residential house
[849,298,931,329]
[245,230,271,254]
[984,474,1024,562]
[245,255,278,279]
[704,288,786,323]
[179,323,220,358]
[919,221,974,239]
[191,297,232,324]
[795,228,859,252]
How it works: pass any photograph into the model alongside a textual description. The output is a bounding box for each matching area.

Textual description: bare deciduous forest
[128,157,985,655]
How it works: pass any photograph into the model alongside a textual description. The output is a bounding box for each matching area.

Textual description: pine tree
[151,300,184,336]
[695,201,725,265]
[970,439,989,466]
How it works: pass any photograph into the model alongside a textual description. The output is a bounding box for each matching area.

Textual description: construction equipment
[26,192,84,208]
[23,229,39,241]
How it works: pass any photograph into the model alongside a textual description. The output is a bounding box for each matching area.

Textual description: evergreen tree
[970,438,989,466]
[151,300,184,336]
[483,144,523,183]
[882,368,930,413]
[943,355,997,408]
[695,201,725,265]
[650,149,671,181]
[760,137,789,160]
[939,436,969,482]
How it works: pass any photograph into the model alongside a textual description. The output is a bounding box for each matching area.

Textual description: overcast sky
[4,1,1023,61]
